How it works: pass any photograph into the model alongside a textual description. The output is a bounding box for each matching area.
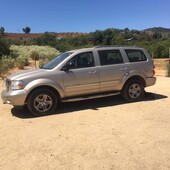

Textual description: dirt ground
[0,77,170,170]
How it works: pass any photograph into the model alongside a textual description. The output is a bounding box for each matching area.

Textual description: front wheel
[122,80,144,102]
[27,89,58,116]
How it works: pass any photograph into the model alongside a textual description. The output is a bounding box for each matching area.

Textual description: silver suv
[1,46,156,116]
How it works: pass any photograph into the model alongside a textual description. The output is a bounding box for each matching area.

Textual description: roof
[69,46,143,53]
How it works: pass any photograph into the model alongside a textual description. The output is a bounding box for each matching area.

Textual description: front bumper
[146,77,156,87]
[1,89,27,106]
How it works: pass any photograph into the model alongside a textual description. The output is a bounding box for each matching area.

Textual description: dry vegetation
[0,45,60,79]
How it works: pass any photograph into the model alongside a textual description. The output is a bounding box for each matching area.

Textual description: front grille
[6,79,11,91]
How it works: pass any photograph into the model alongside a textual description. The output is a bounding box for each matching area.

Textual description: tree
[30,51,39,68]
[34,32,57,47]
[0,27,5,36]
[23,26,31,34]
[0,38,10,58]
[92,30,104,45]
[103,28,114,45]
[152,33,162,40]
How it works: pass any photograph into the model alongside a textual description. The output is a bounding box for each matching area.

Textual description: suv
[1,46,156,116]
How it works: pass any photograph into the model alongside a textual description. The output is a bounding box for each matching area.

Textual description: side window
[98,50,123,66]
[66,52,95,69]
[125,50,147,62]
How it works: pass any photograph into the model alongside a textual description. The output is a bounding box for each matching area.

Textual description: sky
[0,0,170,33]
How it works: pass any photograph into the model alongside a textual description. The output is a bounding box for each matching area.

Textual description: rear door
[62,52,99,97]
[98,49,128,92]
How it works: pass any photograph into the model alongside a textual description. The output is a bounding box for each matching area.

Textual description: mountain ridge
[3,27,170,40]
[143,27,170,33]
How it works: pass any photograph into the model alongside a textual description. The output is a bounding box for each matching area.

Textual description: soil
[0,77,170,170]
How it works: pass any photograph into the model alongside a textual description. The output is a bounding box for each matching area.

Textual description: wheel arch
[123,75,146,90]
[25,85,61,104]
[121,75,146,101]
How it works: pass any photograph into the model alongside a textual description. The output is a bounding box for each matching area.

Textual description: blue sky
[0,0,170,33]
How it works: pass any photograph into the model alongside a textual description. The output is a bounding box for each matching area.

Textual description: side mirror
[61,65,70,72]
[61,61,75,71]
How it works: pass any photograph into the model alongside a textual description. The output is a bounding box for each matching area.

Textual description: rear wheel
[122,80,144,102]
[27,89,58,116]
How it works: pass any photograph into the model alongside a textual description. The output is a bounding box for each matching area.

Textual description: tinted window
[98,50,123,66]
[66,52,95,69]
[125,50,147,62]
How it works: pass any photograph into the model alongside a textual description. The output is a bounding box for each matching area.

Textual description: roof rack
[93,45,140,48]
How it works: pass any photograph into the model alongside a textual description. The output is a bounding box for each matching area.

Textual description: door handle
[120,67,128,71]
[89,70,97,74]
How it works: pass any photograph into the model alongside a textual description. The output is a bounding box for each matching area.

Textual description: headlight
[11,80,24,90]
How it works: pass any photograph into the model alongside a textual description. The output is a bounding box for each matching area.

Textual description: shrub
[0,56,15,76]
[0,45,60,76]
[10,45,60,67]
[39,57,49,67]
[30,51,39,60]
[0,38,10,57]
[16,54,29,69]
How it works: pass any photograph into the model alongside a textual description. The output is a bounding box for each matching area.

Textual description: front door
[62,52,99,97]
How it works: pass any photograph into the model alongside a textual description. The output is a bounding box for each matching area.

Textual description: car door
[62,52,99,97]
[98,49,128,92]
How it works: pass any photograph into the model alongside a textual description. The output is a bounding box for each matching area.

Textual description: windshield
[42,52,73,69]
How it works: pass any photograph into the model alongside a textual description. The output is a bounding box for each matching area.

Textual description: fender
[24,78,66,99]
[120,69,147,89]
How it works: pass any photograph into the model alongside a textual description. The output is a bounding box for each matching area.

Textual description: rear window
[98,50,124,66]
[125,50,147,62]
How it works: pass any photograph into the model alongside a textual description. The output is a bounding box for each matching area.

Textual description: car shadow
[11,92,168,119]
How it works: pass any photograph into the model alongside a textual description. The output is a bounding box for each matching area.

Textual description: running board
[61,92,121,102]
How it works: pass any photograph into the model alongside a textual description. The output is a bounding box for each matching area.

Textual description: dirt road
[0,77,170,170]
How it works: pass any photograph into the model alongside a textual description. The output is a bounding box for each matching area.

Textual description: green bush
[10,45,60,67]
[0,56,15,76]
[0,45,60,76]
[0,37,10,58]
[30,51,39,60]
[16,54,29,69]
[39,57,49,67]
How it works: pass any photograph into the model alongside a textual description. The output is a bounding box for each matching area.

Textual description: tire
[27,88,58,116]
[122,80,144,102]
[13,105,26,110]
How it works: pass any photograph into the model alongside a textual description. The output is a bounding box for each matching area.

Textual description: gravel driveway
[0,77,170,170]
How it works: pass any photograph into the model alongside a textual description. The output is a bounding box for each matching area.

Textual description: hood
[8,68,48,80]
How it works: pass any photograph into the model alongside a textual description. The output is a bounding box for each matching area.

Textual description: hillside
[1,27,170,59]
[143,27,170,33]
[4,32,85,41]
[4,27,170,41]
